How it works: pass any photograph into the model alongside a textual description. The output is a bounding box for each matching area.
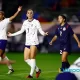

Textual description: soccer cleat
[59,68,63,73]
[27,75,33,78]
[7,69,14,74]
[36,69,41,78]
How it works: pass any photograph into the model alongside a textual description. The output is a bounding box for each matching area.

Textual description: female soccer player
[0,6,22,74]
[8,9,48,78]
[49,14,80,72]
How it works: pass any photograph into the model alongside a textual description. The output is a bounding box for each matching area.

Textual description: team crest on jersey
[63,27,66,31]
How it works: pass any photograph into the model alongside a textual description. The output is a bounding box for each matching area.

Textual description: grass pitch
[0,52,79,80]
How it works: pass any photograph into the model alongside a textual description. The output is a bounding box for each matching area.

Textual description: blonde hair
[27,9,34,13]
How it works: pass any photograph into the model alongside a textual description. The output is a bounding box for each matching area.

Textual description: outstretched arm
[37,20,48,36]
[68,26,80,48]
[8,24,25,37]
[9,6,22,21]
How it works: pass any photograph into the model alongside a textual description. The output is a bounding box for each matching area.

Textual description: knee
[30,56,35,59]
[62,57,67,62]
[24,58,28,61]
[24,56,30,61]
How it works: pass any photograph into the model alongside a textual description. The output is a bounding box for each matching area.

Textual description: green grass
[0,52,80,80]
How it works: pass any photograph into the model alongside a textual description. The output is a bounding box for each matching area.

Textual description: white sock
[2,56,13,70]
[25,59,31,67]
[25,59,39,72]
[30,59,36,76]
[0,57,2,61]
[35,66,39,72]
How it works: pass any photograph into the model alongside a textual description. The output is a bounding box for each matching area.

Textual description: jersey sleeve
[10,22,25,36]
[4,18,11,23]
[68,25,74,36]
[55,27,59,37]
[36,20,45,36]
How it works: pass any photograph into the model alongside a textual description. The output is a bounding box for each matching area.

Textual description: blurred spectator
[70,15,79,22]
[60,0,76,8]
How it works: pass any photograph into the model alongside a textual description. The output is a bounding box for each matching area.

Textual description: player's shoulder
[1,18,10,23]
[23,20,28,23]
[56,24,60,29]
[2,18,9,21]
[65,23,71,29]
[33,19,40,23]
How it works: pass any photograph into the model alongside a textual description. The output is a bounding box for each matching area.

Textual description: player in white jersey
[0,6,22,74]
[8,9,48,78]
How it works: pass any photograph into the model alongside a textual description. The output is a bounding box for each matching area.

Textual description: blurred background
[1,0,80,53]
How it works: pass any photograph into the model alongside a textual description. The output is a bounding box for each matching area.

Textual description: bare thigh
[24,47,30,60]
[30,46,37,59]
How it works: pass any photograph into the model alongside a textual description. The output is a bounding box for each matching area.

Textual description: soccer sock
[2,56,13,70]
[0,57,2,61]
[61,62,66,71]
[25,59,39,72]
[35,66,39,72]
[25,59,31,67]
[66,62,70,68]
[30,59,36,76]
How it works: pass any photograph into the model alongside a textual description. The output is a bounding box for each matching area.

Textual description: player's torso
[0,19,8,40]
[57,24,70,44]
[24,19,39,45]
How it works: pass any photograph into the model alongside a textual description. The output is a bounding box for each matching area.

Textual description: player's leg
[24,47,31,67]
[24,47,33,78]
[28,45,41,78]
[1,53,14,74]
[0,40,14,74]
[0,49,14,65]
[61,51,70,72]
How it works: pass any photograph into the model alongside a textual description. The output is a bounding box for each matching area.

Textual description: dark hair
[0,11,4,15]
[58,14,67,22]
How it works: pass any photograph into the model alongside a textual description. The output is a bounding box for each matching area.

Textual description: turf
[0,52,80,80]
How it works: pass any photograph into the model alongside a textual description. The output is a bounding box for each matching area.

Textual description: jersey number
[60,31,62,36]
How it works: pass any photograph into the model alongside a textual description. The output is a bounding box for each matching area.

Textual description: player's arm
[37,21,48,36]
[49,35,58,45]
[49,27,59,45]
[73,34,80,48]
[9,6,22,21]
[49,28,59,45]
[69,26,80,48]
[8,23,25,37]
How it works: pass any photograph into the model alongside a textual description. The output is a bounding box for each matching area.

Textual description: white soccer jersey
[10,19,45,45]
[0,18,10,40]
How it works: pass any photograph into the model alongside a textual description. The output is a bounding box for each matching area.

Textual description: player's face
[0,13,4,20]
[27,10,33,19]
[58,16,65,24]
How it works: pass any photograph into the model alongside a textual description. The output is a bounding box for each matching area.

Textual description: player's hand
[78,42,80,48]
[45,32,48,36]
[7,32,12,37]
[18,6,22,12]
[49,41,53,45]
